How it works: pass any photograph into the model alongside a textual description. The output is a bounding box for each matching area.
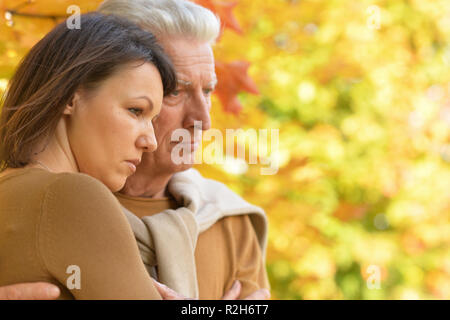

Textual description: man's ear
[63,91,81,115]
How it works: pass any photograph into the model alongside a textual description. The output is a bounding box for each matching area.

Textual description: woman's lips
[125,161,136,173]
[125,159,140,173]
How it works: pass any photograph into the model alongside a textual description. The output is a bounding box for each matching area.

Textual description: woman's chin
[87,167,130,192]
[103,175,127,193]
[109,183,125,193]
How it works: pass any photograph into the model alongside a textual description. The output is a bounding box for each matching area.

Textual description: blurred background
[1,0,449,299]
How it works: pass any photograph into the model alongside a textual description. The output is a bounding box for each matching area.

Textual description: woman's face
[66,62,163,192]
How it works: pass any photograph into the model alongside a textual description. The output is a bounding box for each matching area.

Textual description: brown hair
[0,12,176,171]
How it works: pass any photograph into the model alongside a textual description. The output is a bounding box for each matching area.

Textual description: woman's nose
[136,133,157,153]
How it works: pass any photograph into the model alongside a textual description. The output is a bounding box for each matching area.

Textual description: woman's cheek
[123,120,140,150]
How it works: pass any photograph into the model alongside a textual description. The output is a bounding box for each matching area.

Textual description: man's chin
[170,161,194,174]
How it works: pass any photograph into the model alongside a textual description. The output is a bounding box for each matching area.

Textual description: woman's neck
[27,118,78,173]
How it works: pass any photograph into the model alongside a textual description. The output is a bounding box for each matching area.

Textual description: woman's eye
[203,88,213,96]
[128,107,143,116]
[171,90,180,97]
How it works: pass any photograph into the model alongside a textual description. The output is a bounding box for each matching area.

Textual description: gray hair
[97,0,221,44]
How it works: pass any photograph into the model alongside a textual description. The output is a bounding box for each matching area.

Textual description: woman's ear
[63,91,81,115]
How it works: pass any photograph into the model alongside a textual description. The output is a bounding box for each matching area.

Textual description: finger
[0,282,60,300]
[244,289,271,300]
[152,279,186,300]
[221,280,241,300]
[152,279,178,299]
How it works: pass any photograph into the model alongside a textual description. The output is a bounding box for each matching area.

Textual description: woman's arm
[38,173,162,299]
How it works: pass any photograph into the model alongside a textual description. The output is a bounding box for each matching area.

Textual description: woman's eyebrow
[133,96,154,110]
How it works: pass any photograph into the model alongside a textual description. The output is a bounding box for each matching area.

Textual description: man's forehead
[170,55,216,75]
[161,38,214,62]
[159,38,216,85]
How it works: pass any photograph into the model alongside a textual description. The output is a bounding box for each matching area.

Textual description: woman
[0,13,177,299]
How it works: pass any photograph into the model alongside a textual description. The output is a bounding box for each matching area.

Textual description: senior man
[0,0,270,300]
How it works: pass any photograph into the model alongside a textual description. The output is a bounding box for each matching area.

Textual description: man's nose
[136,124,158,153]
[187,91,211,131]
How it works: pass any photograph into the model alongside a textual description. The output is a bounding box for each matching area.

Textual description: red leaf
[192,0,242,34]
[333,202,369,222]
[215,60,259,114]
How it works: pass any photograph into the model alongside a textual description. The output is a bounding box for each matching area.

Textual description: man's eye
[203,88,214,95]
[171,90,180,97]
[128,107,143,116]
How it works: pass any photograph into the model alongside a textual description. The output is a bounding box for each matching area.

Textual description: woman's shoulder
[41,171,120,210]
[40,170,127,238]
[0,168,120,214]
[1,168,111,198]
[46,170,111,193]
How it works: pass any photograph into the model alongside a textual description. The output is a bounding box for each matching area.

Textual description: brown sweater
[0,168,161,299]
[116,193,270,299]
[0,167,269,299]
